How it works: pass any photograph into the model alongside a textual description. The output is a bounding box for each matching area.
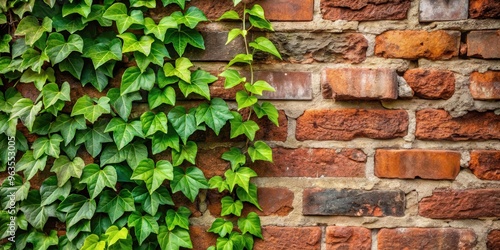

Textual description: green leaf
[105,226,128,246]
[158,226,193,250]
[83,4,113,27]
[66,220,91,241]
[120,66,155,95]
[15,16,52,46]
[26,230,58,250]
[253,102,279,126]
[208,218,233,237]
[229,111,259,140]
[249,37,281,59]
[16,150,47,180]
[165,207,191,230]
[222,147,246,171]
[161,0,189,9]
[178,69,217,100]
[217,10,240,21]
[10,98,43,131]
[52,14,87,34]
[103,3,144,34]
[248,141,273,162]
[167,106,197,145]
[20,191,56,230]
[152,130,179,154]
[0,175,29,209]
[123,142,148,169]
[104,118,145,150]
[224,167,257,193]
[20,68,55,90]
[172,141,197,166]
[128,211,159,245]
[237,212,262,238]
[32,134,64,159]
[144,16,177,41]
[62,0,91,18]
[171,7,207,29]
[61,196,96,228]
[46,33,84,65]
[107,88,142,121]
[235,90,258,110]
[100,145,127,167]
[236,183,262,210]
[51,156,85,187]
[96,189,135,223]
[148,86,176,109]
[163,57,193,83]
[219,69,246,89]
[216,237,235,250]
[71,96,111,123]
[0,14,6,24]
[42,82,71,108]
[83,38,122,69]
[118,33,154,56]
[0,34,12,53]
[81,234,106,250]
[226,28,243,44]
[195,98,233,135]
[132,185,174,215]
[20,48,50,73]
[246,5,273,31]
[149,41,170,66]
[40,176,71,206]
[164,26,204,57]
[75,120,113,157]
[130,0,156,8]
[59,54,84,79]
[170,166,208,202]
[81,63,110,91]
[227,53,252,68]
[221,196,243,216]
[131,158,173,194]
[141,111,168,137]
[208,176,228,192]
[245,80,275,96]
[80,164,117,199]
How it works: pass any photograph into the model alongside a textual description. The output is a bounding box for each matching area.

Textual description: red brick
[403,69,455,99]
[184,31,245,61]
[326,226,371,250]
[470,71,500,100]
[190,226,217,250]
[375,30,460,60]
[419,189,500,219]
[470,0,500,19]
[296,109,408,141]
[196,147,229,179]
[258,0,314,21]
[322,68,398,100]
[419,0,468,21]
[254,226,322,250]
[469,150,500,180]
[321,0,410,21]
[303,188,405,217]
[375,149,461,180]
[378,228,476,250]
[252,148,366,177]
[488,230,500,250]
[467,31,500,59]
[415,109,500,141]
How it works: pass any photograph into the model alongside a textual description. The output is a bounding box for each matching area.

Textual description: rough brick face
[419,189,500,219]
[469,150,500,180]
[375,149,461,180]
[416,109,500,141]
[403,69,455,99]
[488,230,500,250]
[419,0,468,21]
[378,228,477,250]
[252,148,367,177]
[467,31,500,59]
[258,0,314,21]
[469,0,500,19]
[296,109,409,141]
[326,227,371,250]
[375,30,460,60]
[190,226,216,250]
[254,226,322,250]
[321,0,411,21]
[303,188,405,216]
[322,68,398,100]
[469,71,500,100]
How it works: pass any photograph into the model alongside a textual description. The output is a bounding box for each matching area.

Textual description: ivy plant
[0,0,281,249]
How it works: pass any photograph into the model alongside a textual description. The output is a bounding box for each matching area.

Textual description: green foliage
[1,0,281,249]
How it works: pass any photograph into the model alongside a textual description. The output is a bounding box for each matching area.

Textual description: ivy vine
[0,0,281,249]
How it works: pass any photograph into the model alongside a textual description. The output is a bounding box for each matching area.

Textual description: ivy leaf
[253,102,279,127]
[224,167,257,193]
[104,118,145,150]
[32,134,64,159]
[195,98,233,135]
[80,164,117,199]
[120,66,155,95]
[221,196,243,216]
[15,16,52,46]
[168,106,197,144]
[26,230,58,250]
[40,176,71,206]
[20,191,56,230]
[158,226,192,250]
[208,176,228,192]
[46,33,84,65]
[249,37,281,59]
[236,183,262,210]
[81,63,110,92]
[107,88,142,121]
[248,141,273,162]
[59,54,84,79]
[123,142,148,169]
[96,189,135,223]
[51,156,85,187]
[41,82,71,108]
[165,207,191,230]
[235,90,258,110]
[227,53,252,68]
[103,3,144,34]
[141,111,168,137]
[81,234,106,250]
[163,57,193,83]
[10,98,43,131]
[172,141,197,166]
[130,0,156,8]
[246,4,273,31]
[152,130,180,154]
[144,17,177,41]
[0,14,6,24]
[66,220,91,241]
[62,0,92,18]
[0,34,12,53]
[20,48,50,73]
[128,211,159,245]
[222,147,246,171]
[132,185,174,216]
[75,120,113,157]
[208,218,233,237]
[178,69,217,100]
[164,26,204,57]
[237,212,263,238]
[148,86,176,109]
[82,38,122,69]
[118,33,154,56]
[83,4,113,27]
[131,158,173,194]
[219,69,246,89]
[16,150,47,180]
[149,41,170,66]
[226,28,243,44]
[217,10,240,21]
[105,226,128,246]
[229,111,259,141]
[99,144,127,167]
[170,166,208,202]
[171,7,207,29]
[161,0,189,9]
[245,80,275,96]
[71,96,111,123]
[20,67,55,90]
[52,14,87,34]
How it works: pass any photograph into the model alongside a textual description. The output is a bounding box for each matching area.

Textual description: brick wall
[181,0,500,249]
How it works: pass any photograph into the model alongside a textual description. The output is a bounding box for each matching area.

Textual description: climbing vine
[0,0,281,249]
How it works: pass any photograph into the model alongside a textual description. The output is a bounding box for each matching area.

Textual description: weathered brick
[326,226,371,250]
[184,31,245,61]
[419,0,468,22]
[488,230,500,250]
[467,31,500,59]
[469,150,500,180]
[303,188,405,216]
[375,30,460,60]
[378,228,477,250]
[419,189,500,219]
[320,0,411,21]
[415,109,500,141]
[296,109,408,141]
[470,0,500,19]
[196,147,229,179]
[403,69,455,99]
[254,226,322,250]
[322,68,398,100]
[470,71,500,100]
[252,148,366,177]
[190,226,217,250]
